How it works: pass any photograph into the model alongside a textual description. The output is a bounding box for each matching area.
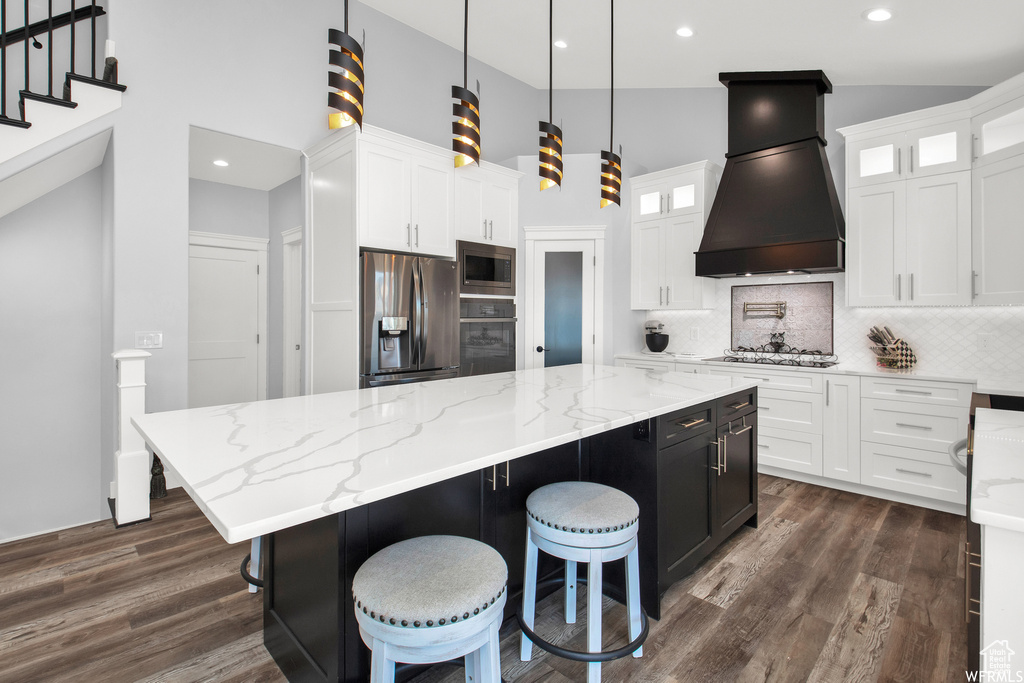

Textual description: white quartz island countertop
[132,364,757,544]
[972,408,1024,533]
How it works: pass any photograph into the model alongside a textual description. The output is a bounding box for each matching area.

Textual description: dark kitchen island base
[263,390,757,682]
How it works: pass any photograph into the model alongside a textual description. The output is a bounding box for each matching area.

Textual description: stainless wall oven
[459,298,516,377]
[457,240,515,296]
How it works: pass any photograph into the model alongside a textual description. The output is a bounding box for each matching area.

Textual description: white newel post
[111,350,152,525]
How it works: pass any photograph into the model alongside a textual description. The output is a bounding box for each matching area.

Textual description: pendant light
[452,0,481,167]
[328,0,365,129]
[599,0,621,208]
[539,0,563,191]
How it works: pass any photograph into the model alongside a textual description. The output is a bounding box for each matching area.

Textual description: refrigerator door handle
[412,259,423,367]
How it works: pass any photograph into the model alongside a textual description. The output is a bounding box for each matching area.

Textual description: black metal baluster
[23,0,29,93]
[69,0,75,74]
[2,0,7,118]
[46,0,53,96]
[90,0,95,78]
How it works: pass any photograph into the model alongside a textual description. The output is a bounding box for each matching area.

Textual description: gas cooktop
[705,356,838,369]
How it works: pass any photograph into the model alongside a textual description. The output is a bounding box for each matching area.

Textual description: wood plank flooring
[0,475,967,682]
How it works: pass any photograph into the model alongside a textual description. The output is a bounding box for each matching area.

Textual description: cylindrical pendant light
[599,0,621,208]
[328,0,364,129]
[452,0,480,167]
[539,0,562,191]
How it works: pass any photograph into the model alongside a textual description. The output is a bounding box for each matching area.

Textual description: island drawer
[659,402,715,447]
[718,389,757,424]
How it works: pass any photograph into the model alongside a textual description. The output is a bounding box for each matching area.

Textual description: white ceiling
[188,128,299,192]
[360,0,1024,89]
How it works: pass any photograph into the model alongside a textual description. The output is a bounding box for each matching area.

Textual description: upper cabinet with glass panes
[630,166,704,223]
[972,71,1024,168]
[846,118,972,187]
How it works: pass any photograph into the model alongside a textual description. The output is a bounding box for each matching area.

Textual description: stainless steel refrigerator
[359,251,460,388]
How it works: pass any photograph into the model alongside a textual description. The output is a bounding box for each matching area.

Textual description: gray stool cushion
[352,535,507,629]
[526,481,639,534]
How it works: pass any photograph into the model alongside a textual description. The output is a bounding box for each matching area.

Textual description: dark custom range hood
[695,71,846,277]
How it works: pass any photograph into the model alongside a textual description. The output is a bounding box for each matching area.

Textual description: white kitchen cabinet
[615,357,675,373]
[454,163,520,248]
[358,134,455,257]
[630,161,719,311]
[822,376,861,484]
[971,72,1024,169]
[971,153,1024,304]
[846,119,971,188]
[846,170,971,306]
[859,377,970,506]
[630,165,705,223]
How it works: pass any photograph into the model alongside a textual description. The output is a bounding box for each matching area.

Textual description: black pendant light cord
[548,0,553,122]
[609,0,614,151]
[343,0,348,33]
[463,0,469,89]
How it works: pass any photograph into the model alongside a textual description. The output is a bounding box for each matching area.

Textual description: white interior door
[282,228,302,397]
[530,239,596,368]
[189,242,262,408]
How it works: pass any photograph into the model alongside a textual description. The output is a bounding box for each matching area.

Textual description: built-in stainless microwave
[457,240,515,296]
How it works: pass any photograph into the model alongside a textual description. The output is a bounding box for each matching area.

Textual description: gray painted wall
[268,177,303,400]
[188,179,270,240]
[0,168,104,542]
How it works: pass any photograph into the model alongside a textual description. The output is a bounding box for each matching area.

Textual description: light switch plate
[135,331,163,349]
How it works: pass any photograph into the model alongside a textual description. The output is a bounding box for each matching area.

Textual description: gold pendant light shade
[600,150,622,208]
[539,121,563,190]
[328,28,364,129]
[452,85,481,167]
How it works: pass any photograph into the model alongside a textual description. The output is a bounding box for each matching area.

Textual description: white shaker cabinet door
[359,142,413,253]
[846,181,905,306]
[904,170,971,306]
[822,376,861,484]
[972,154,1024,305]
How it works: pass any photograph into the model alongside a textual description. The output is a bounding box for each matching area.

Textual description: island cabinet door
[485,441,581,616]
[713,411,758,542]
[657,432,717,589]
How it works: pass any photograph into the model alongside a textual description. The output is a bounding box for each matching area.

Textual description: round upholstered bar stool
[352,535,507,683]
[519,481,646,683]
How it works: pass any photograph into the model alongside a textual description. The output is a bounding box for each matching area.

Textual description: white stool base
[519,525,644,683]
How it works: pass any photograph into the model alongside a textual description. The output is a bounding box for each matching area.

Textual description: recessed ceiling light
[213,159,229,167]
[864,8,892,22]
[553,40,567,49]
[676,27,694,38]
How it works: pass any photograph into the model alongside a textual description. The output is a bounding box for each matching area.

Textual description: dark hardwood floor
[0,475,967,682]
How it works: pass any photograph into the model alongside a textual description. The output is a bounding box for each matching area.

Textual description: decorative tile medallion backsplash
[731,282,833,353]
[647,273,1024,377]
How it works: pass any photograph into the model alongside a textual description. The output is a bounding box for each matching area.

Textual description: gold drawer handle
[678,417,706,429]
[727,401,750,410]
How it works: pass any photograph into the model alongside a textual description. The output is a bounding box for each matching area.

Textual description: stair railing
[0,0,124,131]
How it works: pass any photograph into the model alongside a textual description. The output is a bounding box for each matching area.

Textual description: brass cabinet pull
[727,401,750,410]
[965,543,982,621]
[730,424,752,436]
[712,437,722,474]
[678,417,706,429]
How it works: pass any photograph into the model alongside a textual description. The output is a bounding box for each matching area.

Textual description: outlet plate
[690,327,700,341]
[978,332,994,351]
[135,331,163,349]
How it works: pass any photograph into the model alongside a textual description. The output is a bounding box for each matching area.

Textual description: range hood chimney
[695,70,845,278]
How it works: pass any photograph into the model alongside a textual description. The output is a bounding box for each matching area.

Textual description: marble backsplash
[731,282,834,353]
[641,273,1024,376]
